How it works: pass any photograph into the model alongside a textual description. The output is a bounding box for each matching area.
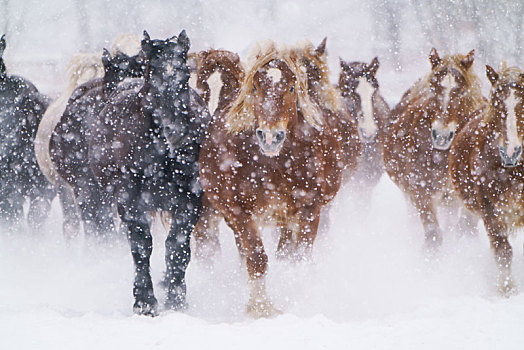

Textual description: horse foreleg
[455,206,478,237]
[483,215,517,297]
[57,182,81,241]
[295,205,321,260]
[118,201,157,316]
[164,194,201,311]
[224,213,279,318]
[411,192,442,253]
[76,183,115,239]
[192,194,221,262]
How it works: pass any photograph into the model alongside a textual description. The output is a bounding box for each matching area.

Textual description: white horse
[34,34,140,240]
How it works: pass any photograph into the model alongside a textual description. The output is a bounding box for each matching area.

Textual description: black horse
[89,30,211,315]
[0,34,55,231]
[50,49,144,238]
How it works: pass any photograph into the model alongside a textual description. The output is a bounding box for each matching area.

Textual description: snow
[2,0,524,348]
[2,176,524,349]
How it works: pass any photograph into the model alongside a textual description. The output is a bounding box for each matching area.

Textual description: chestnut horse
[450,64,524,296]
[190,49,245,257]
[383,48,484,251]
[338,57,391,198]
[197,40,344,317]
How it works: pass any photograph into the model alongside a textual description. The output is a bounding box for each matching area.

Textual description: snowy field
[2,176,524,349]
[1,0,524,349]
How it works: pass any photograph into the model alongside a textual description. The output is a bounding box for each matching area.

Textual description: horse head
[141,30,192,152]
[251,57,299,157]
[194,49,244,115]
[427,48,475,150]
[486,64,524,167]
[101,49,145,98]
[339,57,380,142]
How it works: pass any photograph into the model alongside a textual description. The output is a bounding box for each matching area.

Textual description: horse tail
[110,33,141,56]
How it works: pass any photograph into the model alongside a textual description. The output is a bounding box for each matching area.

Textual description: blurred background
[0,0,522,101]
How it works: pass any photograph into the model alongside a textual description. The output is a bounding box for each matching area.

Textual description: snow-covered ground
[2,176,524,349]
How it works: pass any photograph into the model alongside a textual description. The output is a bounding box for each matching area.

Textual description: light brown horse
[383,48,485,251]
[190,49,245,258]
[197,40,345,317]
[450,64,524,296]
[338,57,391,198]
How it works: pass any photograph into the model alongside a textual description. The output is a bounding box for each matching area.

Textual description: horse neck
[0,59,5,77]
[200,59,243,115]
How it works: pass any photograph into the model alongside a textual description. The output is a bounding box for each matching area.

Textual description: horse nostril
[256,129,265,142]
[431,129,438,139]
[448,130,455,140]
[275,131,286,143]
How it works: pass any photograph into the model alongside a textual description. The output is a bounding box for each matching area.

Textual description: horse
[50,48,144,239]
[35,34,141,240]
[89,30,211,315]
[188,49,247,258]
[383,48,484,251]
[338,57,391,202]
[450,64,524,296]
[0,34,55,231]
[34,53,104,239]
[197,39,345,317]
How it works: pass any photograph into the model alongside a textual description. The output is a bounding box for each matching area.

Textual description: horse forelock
[226,40,338,133]
[403,54,484,112]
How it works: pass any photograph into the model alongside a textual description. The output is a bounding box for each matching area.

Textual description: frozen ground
[1,175,524,349]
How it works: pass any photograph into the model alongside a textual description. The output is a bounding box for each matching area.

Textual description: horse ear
[339,57,348,70]
[101,48,112,68]
[368,56,380,76]
[485,65,499,86]
[461,49,475,70]
[429,48,440,69]
[177,30,190,55]
[0,34,5,57]
[316,37,327,56]
[141,30,152,54]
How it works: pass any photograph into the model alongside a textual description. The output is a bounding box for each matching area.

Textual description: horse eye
[289,86,295,93]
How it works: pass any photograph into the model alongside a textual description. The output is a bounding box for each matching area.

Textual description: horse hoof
[133,299,159,317]
[165,296,188,312]
[498,277,518,298]
[246,299,282,318]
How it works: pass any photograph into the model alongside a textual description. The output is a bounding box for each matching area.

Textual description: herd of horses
[0,30,523,318]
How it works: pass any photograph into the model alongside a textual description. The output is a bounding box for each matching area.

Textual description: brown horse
[450,64,524,296]
[190,49,245,258]
[197,40,344,317]
[383,48,485,251]
[338,57,391,199]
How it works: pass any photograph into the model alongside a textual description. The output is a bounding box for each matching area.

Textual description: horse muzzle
[358,126,377,143]
[431,128,455,151]
[499,144,522,168]
[256,128,286,157]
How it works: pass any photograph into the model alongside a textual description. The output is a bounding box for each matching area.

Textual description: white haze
[1,0,524,348]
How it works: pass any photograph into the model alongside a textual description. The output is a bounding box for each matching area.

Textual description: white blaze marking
[441,73,457,111]
[267,68,282,83]
[355,76,377,138]
[505,88,521,151]
[189,72,198,90]
[207,70,223,115]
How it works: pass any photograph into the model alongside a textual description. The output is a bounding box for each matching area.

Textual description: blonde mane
[402,53,485,111]
[225,40,341,133]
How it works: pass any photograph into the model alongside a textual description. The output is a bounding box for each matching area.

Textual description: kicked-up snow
[1,176,524,349]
